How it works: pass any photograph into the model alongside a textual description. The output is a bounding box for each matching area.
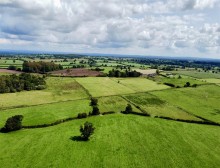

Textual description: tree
[184,82,190,87]
[1,115,23,132]
[90,97,98,106]
[91,106,100,115]
[156,68,160,75]
[80,122,95,140]
[124,104,132,114]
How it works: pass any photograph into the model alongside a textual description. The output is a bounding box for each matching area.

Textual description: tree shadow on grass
[70,136,86,142]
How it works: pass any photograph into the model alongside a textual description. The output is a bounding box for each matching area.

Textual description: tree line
[0,73,46,93]
[108,69,142,77]
[22,61,63,73]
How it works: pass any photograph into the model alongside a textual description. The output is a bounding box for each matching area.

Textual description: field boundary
[74,79,92,98]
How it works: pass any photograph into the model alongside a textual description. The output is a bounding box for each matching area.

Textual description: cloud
[0,0,220,57]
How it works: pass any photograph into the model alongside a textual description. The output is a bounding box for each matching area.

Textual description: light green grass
[0,114,219,168]
[152,85,220,123]
[112,78,169,92]
[76,77,169,97]
[169,70,220,79]
[153,75,206,87]
[124,93,201,121]
[0,77,89,109]
[75,77,135,97]
[201,78,220,84]
[0,99,91,127]
[98,96,141,113]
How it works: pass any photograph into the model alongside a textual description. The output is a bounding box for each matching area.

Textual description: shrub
[77,113,88,119]
[123,104,133,114]
[191,84,197,87]
[164,82,175,87]
[91,106,100,115]
[80,122,95,141]
[90,97,98,106]
[1,115,23,132]
[184,82,191,87]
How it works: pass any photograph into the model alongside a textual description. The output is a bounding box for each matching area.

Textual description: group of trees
[0,73,46,93]
[0,115,23,133]
[108,69,142,77]
[22,61,63,73]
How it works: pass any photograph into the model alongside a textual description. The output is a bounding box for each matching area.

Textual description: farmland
[0,55,220,168]
[0,114,219,168]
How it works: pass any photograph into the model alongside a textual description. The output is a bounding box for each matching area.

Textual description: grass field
[112,78,169,92]
[168,70,220,79]
[0,77,89,109]
[98,96,141,113]
[153,75,206,87]
[0,99,91,127]
[201,78,220,84]
[76,77,169,97]
[0,114,219,168]
[151,85,220,123]
[124,93,201,121]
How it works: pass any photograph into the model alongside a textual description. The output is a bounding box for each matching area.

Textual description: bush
[184,82,190,87]
[123,104,132,114]
[91,106,100,115]
[164,82,175,87]
[77,113,88,119]
[1,115,23,132]
[90,97,98,106]
[80,122,95,141]
[191,84,197,87]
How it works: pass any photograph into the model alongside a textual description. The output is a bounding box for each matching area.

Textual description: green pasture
[169,70,220,79]
[0,114,219,168]
[75,77,168,97]
[152,85,220,123]
[98,96,141,113]
[0,99,91,127]
[153,75,206,87]
[112,78,169,92]
[75,77,135,97]
[124,93,201,121]
[201,78,220,84]
[0,77,89,109]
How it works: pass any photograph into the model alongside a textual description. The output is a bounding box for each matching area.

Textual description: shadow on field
[70,136,86,142]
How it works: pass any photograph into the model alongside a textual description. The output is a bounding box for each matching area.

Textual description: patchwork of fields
[0,74,220,168]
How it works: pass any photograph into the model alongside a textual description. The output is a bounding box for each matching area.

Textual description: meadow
[0,114,219,168]
[152,85,220,123]
[170,70,220,79]
[0,77,89,110]
[0,70,220,168]
[76,77,169,97]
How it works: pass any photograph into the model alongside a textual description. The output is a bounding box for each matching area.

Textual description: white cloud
[0,0,220,57]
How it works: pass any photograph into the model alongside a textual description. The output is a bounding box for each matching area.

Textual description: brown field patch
[0,69,22,74]
[50,68,103,77]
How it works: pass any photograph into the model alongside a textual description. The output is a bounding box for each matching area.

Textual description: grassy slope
[98,96,141,113]
[0,114,219,168]
[76,77,168,97]
[152,85,220,123]
[169,70,220,79]
[153,75,206,87]
[112,78,169,92]
[124,93,201,121]
[75,77,135,97]
[0,99,91,127]
[0,77,89,109]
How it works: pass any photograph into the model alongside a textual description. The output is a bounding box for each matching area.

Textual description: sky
[0,0,220,58]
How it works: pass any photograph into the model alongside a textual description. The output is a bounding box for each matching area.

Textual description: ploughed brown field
[0,69,22,74]
[50,68,103,77]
